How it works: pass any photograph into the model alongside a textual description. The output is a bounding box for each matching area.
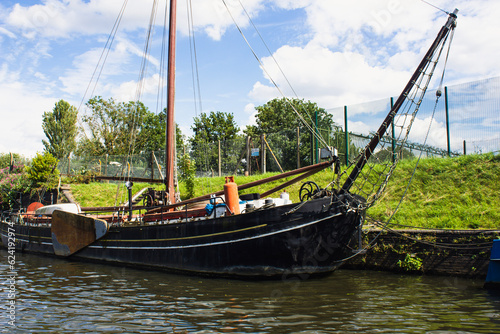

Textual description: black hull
[1,195,363,278]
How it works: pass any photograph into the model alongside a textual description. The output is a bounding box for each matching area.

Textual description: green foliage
[190,111,242,174]
[25,152,60,190]
[0,153,26,169]
[178,153,196,198]
[42,100,78,159]
[136,108,166,152]
[77,97,149,156]
[0,164,31,209]
[246,98,340,170]
[397,254,423,272]
[77,99,185,160]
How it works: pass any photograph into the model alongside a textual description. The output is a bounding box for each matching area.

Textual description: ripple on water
[2,250,500,333]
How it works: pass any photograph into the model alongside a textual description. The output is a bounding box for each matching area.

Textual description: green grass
[367,154,500,229]
[69,154,500,229]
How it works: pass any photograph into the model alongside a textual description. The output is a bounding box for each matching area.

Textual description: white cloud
[58,38,143,98]
[247,0,500,141]
[1,0,499,157]
[112,74,165,102]
[5,0,267,41]
[249,43,409,108]
[407,116,449,150]
[347,120,371,136]
[241,102,257,128]
[0,65,54,157]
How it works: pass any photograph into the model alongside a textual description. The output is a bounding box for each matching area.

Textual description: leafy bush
[0,165,31,209]
[179,153,196,198]
[25,153,60,190]
[0,153,27,169]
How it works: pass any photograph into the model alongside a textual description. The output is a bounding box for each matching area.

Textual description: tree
[178,153,196,198]
[135,108,185,154]
[246,98,339,171]
[42,100,78,159]
[76,96,148,156]
[190,111,242,174]
[25,152,60,190]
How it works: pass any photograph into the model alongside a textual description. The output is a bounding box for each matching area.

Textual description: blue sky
[1,0,499,157]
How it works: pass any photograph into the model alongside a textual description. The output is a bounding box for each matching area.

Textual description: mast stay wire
[76,0,129,147]
[118,0,161,205]
[335,24,457,262]
[187,0,203,117]
[420,0,450,15]
[186,0,213,195]
[221,0,331,151]
[72,0,132,207]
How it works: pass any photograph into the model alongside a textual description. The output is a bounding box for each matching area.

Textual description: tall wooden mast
[165,0,177,204]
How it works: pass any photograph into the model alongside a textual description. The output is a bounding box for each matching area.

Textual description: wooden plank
[51,210,108,257]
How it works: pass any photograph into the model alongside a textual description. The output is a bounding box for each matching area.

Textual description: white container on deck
[35,203,81,215]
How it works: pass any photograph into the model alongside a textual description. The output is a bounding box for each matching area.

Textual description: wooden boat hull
[1,195,363,278]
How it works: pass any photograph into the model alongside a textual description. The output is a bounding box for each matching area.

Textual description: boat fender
[205,203,214,215]
[239,193,260,201]
[224,176,240,215]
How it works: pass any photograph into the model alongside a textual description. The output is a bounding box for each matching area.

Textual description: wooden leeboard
[51,210,108,257]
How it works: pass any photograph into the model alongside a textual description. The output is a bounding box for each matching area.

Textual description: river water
[1,249,499,333]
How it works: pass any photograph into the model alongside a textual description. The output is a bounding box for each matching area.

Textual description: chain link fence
[59,76,499,178]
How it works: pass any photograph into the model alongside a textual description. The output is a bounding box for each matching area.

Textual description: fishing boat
[0,2,458,278]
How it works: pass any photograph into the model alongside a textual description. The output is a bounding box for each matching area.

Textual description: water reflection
[1,249,499,333]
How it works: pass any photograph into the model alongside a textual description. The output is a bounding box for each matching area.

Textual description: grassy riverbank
[70,154,500,229]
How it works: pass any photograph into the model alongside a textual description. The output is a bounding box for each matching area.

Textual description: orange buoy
[224,176,240,215]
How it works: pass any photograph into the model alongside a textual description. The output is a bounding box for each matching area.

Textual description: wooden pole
[165,0,177,205]
[261,134,266,174]
[246,136,251,176]
[150,151,155,181]
[297,127,300,169]
[218,140,221,177]
[344,106,349,166]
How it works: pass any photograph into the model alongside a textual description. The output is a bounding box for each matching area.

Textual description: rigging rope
[221,0,331,153]
[370,220,495,250]
[78,0,129,113]
[75,0,129,154]
[420,0,450,15]
[187,0,203,116]
[333,10,457,262]
[186,0,214,196]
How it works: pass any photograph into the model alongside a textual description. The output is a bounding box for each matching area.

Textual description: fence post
[150,152,154,181]
[246,136,251,176]
[463,140,467,155]
[391,97,396,163]
[344,106,349,165]
[261,134,266,174]
[297,127,300,169]
[315,110,319,164]
[445,86,451,157]
[104,154,108,176]
[218,140,221,177]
